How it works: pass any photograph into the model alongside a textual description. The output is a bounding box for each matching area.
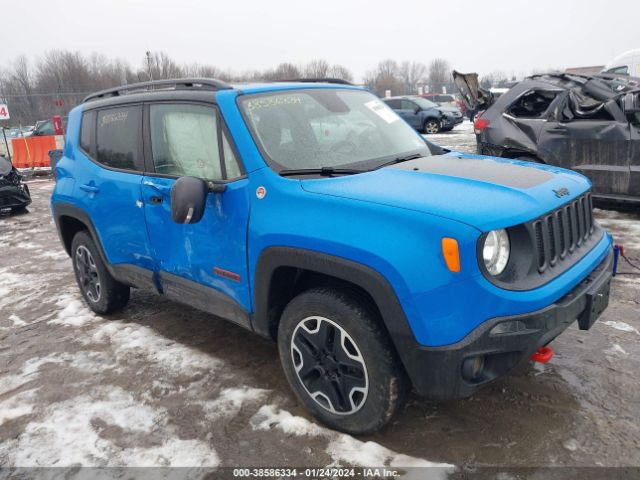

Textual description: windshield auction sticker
[365,100,399,124]
[246,95,303,112]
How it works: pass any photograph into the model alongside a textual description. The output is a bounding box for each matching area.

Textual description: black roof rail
[276,78,354,86]
[83,78,233,103]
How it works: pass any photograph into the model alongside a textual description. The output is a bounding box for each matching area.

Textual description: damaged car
[0,155,31,213]
[453,71,640,206]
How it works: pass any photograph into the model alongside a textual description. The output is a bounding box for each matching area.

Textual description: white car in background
[603,49,640,77]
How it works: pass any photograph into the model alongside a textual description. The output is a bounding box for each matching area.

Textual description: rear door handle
[149,196,163,205]
[80,184,99,193]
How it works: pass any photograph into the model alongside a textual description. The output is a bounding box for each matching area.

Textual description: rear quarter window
[96,106,143,171]
[79,111,95,153]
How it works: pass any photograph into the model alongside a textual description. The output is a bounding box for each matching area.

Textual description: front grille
[532,192,594,273]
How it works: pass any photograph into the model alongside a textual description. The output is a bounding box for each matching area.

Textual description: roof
[83,77,361,103]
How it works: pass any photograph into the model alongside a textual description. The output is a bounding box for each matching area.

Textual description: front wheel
[423,119,441,134]
[278,287,409,434]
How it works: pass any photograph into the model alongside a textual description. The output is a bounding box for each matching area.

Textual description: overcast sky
[3,0,639,81]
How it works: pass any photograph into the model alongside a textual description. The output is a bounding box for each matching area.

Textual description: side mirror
[171,176,208,224]
[623,92,640,114]
[414,107,421,114]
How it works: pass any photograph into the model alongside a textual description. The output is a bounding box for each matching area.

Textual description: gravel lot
[1,123,639,477]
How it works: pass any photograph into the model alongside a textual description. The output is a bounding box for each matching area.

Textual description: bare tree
[304,59,330,78]
[363,59,403,96]
[399,61,427,94]
[327,64,354,82]
[143,51,183,80]
[428,58,451,90]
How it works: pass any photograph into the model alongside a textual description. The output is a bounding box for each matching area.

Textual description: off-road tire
[423,119,441,134]
[278,287,410,434]
[71,230,130,314]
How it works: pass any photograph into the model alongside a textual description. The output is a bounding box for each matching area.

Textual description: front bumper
[441,116,463,128]
[0,184,31,210]
[406,247,613,399]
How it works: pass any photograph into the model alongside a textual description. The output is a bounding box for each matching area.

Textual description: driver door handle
[143,179,171,194]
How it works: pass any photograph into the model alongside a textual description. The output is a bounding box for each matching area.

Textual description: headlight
[482,229,510,275]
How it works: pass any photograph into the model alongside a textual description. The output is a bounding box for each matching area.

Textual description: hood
[437,105,461,115]
[452,70,494,111]
[300,154,591,232]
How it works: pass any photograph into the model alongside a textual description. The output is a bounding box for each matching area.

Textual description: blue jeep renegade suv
[51,78,613,434]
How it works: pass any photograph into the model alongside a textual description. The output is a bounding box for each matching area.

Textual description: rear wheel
[423,119,441,134]
[71,231,130,314]
[278,287,409,434]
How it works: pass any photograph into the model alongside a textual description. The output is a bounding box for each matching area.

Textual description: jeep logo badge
[553,187,570,198]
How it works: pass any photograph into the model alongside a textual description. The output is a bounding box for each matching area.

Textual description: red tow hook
[531,346,554,363]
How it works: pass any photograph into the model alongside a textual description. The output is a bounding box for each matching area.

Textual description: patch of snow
[119,438,220,467]
[0,374,31,396]
[47,295,98,327]
[251,405,453,475]
[37,250,68,261]
[8,314,26,327]
[18,242,42,251]
[21,354,67,377]
[92,321,222,374]
[328,435,452,471]
[602,320,640,335]
[605,344,628,357]
[563,438,579,452]
[0,389,38,425]
[9,386,219,467]
[251,405,324,437]
[200,387,269,419]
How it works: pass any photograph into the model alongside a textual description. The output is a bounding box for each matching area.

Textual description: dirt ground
[1,124,639,477]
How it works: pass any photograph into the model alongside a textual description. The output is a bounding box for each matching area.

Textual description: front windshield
[412,97,439,109]
[240,89,430,171]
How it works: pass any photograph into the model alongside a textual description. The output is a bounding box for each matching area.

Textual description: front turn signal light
[442,238,460,273]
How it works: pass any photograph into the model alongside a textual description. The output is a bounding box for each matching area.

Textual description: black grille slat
[575,200,584,247]
[566,205,576,252]
[531,191,594,274]
[534,221,545,271]
[547,215,557,266]
[557,210,567,258]
[587,193,593,235]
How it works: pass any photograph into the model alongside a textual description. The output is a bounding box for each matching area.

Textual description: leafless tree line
[0,50,461,125]
[0,51,356,125]
[363,58,454,97]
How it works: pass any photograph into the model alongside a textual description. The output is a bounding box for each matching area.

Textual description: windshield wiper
[374,153,425,170]
[279,167,365,177]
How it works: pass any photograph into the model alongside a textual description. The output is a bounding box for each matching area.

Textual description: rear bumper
[405,247,613,399]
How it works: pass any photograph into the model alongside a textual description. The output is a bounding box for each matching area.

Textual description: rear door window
[400,99,417,110]
[96,106,143,171]
[508,90,560,118]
